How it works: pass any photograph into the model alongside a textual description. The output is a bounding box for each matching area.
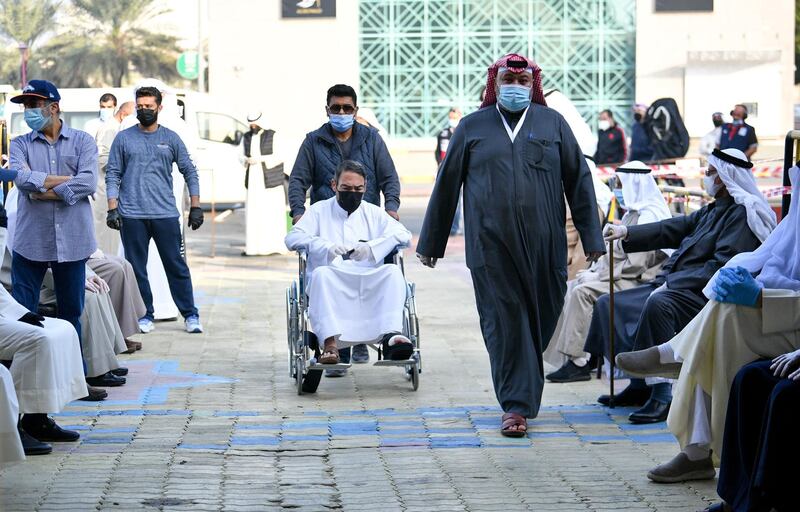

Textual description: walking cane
[608,239,616,408]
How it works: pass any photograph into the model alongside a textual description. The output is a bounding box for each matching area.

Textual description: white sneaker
[138,318,154,334]
[185,316,203,334]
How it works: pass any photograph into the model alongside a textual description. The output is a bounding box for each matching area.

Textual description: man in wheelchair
[285,160,413,366]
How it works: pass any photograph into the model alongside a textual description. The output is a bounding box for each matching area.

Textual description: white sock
[683,443,710,461]
[658,343,679,364]
[571,355,590,367]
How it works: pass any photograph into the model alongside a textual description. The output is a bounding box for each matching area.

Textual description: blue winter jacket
[288,122,401,217]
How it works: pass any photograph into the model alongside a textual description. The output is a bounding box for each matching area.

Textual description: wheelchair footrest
[373,359,416,367]
[308,362,352,370]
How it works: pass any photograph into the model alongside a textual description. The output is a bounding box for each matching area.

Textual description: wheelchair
[285,248,421,395]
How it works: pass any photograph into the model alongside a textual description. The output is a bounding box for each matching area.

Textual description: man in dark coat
[288,84,401,224]
[712,357,800,512]
[289,83,402,369]
[416,53,604,436]
[593,109,626,164]
[589,149,767,424]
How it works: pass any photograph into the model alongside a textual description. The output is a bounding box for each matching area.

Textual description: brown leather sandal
[500,412,527,438]
[319,347,340,364]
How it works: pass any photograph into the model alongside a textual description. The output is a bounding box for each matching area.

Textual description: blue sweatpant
[120,217,198,321]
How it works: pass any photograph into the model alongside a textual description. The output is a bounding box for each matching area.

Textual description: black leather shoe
[111,367,128,377]
[78,386,108,401]
[546,360,592,383]
[18,426,52,455]
[629,398,671,424]
[86,371,126,387]
[20,415,80,442]
[598,385,650,407]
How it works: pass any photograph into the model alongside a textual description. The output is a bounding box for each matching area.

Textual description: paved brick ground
[0,212,718,511]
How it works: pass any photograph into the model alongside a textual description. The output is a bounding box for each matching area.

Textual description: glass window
[196,112,247,145]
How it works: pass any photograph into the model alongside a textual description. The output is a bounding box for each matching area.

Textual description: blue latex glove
[713,266,762,307]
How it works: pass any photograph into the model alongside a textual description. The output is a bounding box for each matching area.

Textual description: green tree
[41,0,182,87]
[0,0,59,85]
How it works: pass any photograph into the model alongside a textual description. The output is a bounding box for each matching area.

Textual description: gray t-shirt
[106,125,200,219]
[336,136,352,160]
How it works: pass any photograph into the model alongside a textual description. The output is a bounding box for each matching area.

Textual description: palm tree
[0,0,59,85]
[40,0,182,87]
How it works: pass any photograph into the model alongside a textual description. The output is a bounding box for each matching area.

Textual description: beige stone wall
[207,1,360,170]
[635,0,795,137]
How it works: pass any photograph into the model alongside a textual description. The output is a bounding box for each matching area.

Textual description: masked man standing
[416,53,604,437]
[105,86,205,334]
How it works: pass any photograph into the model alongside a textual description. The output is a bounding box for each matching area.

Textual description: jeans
[120,217,198,321]
[11,252,86,341]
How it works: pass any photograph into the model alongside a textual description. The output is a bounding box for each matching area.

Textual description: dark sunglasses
[328,105,355,114]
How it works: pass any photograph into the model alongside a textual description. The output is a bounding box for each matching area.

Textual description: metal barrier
[783,130,800,218]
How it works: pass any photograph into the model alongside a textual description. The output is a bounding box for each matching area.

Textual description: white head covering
[707,148,775,243]
[544,89,597,156]
[615,160,672,225]
[247,111,268,131]
[704,165,800,298]
[586,157,613,216]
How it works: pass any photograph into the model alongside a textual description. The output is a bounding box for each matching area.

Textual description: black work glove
[188,207,204,230]
[106,208,122,230]
[18,312,45,328]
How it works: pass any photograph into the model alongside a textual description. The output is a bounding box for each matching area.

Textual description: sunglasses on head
[328,105,355,114]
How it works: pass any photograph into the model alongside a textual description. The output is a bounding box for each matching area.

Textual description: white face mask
[598,120,611,131]
[99,108,114,122]
[448,118,459,129]
[703,175,722,197]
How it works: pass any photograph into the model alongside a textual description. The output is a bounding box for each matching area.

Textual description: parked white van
[4,87,249,209]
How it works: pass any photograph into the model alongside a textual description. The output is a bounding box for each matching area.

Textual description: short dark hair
[601,109,614,118]
[135,86,162,106]
[335,160,367,184]
[327,84,357,106]
[99,93,117,106]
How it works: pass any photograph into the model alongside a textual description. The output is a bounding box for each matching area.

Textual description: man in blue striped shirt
[9,80,97,339]
[8,80,97,444]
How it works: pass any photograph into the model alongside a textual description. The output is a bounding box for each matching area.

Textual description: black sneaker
[20,414,80,443]
[598,384,651,407]
[351,344,370,364]
[18,426,52,455]
[546,360,592,383]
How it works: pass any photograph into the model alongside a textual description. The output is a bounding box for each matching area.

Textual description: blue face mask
[24,107,52,132]
[329,114,355,133]
[613,189,626,208]
[497,84,531,113]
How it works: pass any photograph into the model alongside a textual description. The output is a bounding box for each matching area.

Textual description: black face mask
[713,119,723,128]
[633,113,642,122]
[137,108,158,127]
[336,191,363,215]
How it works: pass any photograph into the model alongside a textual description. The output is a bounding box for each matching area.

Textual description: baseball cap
[11,80,61,104]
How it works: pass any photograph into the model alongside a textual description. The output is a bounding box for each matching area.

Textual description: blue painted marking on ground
[562,413,615,424]
[178,443,228,450]
[580,435,628,442]
[628,433,676,443]
[230,436,280,446]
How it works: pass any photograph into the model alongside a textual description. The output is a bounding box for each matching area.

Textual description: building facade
[207,0,795,162]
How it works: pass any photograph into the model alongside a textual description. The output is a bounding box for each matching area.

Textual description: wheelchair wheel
[405,354,420,391]
[295,356,304,395]
[286,283,299,379]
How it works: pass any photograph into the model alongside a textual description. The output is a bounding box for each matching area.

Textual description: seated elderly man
[709,357,800,512]
[0,364,24,465]
[0,231,86,455]
[545,161,671,382]
[590,149,773,424]
[616,164,800,484]
[5,187,128,389]
[285,160,413,371]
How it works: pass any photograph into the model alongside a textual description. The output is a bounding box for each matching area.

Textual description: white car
[5,86,249,209]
